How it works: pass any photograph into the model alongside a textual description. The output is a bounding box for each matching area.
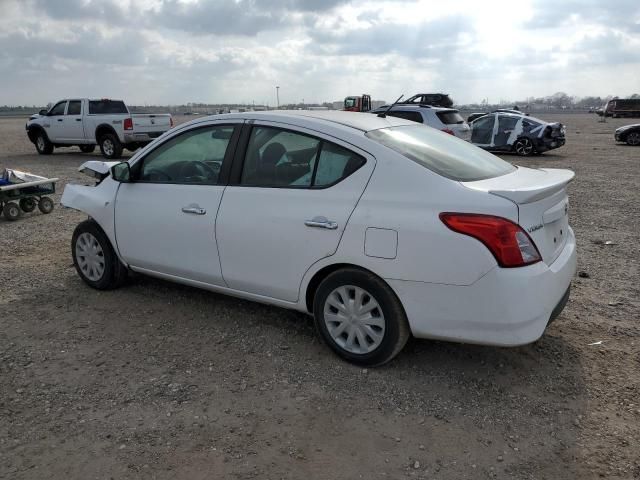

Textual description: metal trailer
[0,177,58,221]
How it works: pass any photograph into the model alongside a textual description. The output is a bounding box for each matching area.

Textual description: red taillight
[439,213,542,268]
[441,128,455,135]
[123,118,133,130]
[170,116,174,128]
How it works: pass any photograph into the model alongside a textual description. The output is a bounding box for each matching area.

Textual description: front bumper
[388,227,577,346]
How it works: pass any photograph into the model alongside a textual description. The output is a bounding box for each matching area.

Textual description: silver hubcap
[37,136,45,150]
[323,285,385,354]
[75,232,105,281]
[515,139,533,155]
[628,132,640,145]
[103,139,114,156]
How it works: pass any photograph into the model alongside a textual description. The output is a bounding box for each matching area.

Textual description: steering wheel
[145,169,172,181]
[179,161,218,181]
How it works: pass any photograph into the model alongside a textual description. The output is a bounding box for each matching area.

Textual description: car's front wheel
[313,268,410,366]
[626,132,640,146]
[72,220,127,289]
[514,137,535,156]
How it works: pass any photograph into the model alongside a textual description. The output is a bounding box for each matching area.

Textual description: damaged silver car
[470,113,565,156]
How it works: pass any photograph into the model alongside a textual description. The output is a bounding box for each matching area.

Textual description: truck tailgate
[130,114,172,135]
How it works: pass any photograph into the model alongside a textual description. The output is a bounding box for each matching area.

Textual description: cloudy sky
[1,0,639,106]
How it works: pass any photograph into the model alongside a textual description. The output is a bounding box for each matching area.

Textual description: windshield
[344,97,357,108]
[366,125,515,181]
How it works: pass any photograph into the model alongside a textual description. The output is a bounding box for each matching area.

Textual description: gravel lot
[1,113,638,479]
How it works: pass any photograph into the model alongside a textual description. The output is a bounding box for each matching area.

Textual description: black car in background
[614,124,640,145]
[400,93,454,108]
[470,112,565,156]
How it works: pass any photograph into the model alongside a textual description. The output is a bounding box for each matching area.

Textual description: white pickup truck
[26,98,173,159]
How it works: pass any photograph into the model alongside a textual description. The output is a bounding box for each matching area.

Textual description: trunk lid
[461,167,574,265]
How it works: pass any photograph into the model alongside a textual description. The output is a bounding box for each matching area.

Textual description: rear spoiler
[462,168,575,204]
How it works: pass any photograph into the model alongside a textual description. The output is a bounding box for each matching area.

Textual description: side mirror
[39,109,48,116]
[111,162,132,183]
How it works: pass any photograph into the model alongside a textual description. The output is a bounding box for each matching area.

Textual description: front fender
[61,176,122,263]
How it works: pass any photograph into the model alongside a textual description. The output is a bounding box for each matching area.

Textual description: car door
[45,100,68,141]
[470,114,496,146]
[114,121,242,285]
[493,115,520,147]
[60,99,85,142]
[216,123,375,302]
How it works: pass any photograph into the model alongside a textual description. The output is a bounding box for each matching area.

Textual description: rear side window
[88,100,128,114]
[240,126,365,188]
[436,111,464,125]
[366,124,515,182]
[387,111,423,123]
[67,100,81,115]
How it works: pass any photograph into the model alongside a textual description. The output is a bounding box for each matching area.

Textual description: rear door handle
[57,118,63,122]
[182,205,206,215]
[305,216,338,230]
[75,118,82,122]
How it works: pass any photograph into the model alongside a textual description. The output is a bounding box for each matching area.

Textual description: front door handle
[182,205,206,215]
[305,216,338,230]
[57,118,63,122]
[75,118,82,122]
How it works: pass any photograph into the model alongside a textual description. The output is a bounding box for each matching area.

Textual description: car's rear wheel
[99,133,123,159]
[626,132,640,146]
[35,131,54,155]
[80,145,96,153]
[313,268,410,366]
[514,137,534,156]
[72,220,127,289]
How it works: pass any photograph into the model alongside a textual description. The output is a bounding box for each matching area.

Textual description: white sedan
[62,111,576,366]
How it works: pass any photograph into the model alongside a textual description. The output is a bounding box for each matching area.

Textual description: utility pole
[276,86,280,109]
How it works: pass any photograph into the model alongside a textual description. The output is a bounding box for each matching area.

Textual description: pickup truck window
[49,101,67,116]
[67,100,81,115]
[88,100,128,115]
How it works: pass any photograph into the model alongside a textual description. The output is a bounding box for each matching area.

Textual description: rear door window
[88,100,128,114]
[387,111,423,123]
[436,111,464,125]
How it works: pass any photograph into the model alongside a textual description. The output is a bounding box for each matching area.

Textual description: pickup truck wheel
[80,145,96,153]
[35,132,54,155]
[99,133,123,159]
[3,202,21,221]
[72,220,127,290]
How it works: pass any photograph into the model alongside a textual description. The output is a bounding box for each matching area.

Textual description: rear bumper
[388,227,577,346]
[537,137,565,152]
[123,131,166,144]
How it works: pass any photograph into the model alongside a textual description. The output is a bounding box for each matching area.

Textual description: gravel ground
[1,114,638,479]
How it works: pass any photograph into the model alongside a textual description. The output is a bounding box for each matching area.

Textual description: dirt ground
[1,113,638,479]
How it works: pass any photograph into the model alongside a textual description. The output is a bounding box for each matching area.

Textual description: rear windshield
[436,111,464,125]
[88,100,128,115]
[365,124,516,182]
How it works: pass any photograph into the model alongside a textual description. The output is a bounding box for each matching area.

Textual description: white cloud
[0,0,638,106]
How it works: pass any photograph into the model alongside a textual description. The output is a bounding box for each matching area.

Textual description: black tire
[313,268,410,366]
[71,220,127,290]
[19,198,36,212]
[38,196,54,214]
[3,202,21,221]
[99,133,123,159]
[626,132,640,146]
[34,131,54,155]
[513,137,535,156]
[80,145,96,153]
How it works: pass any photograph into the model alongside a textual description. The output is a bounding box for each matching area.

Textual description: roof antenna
[377,95,404,118]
